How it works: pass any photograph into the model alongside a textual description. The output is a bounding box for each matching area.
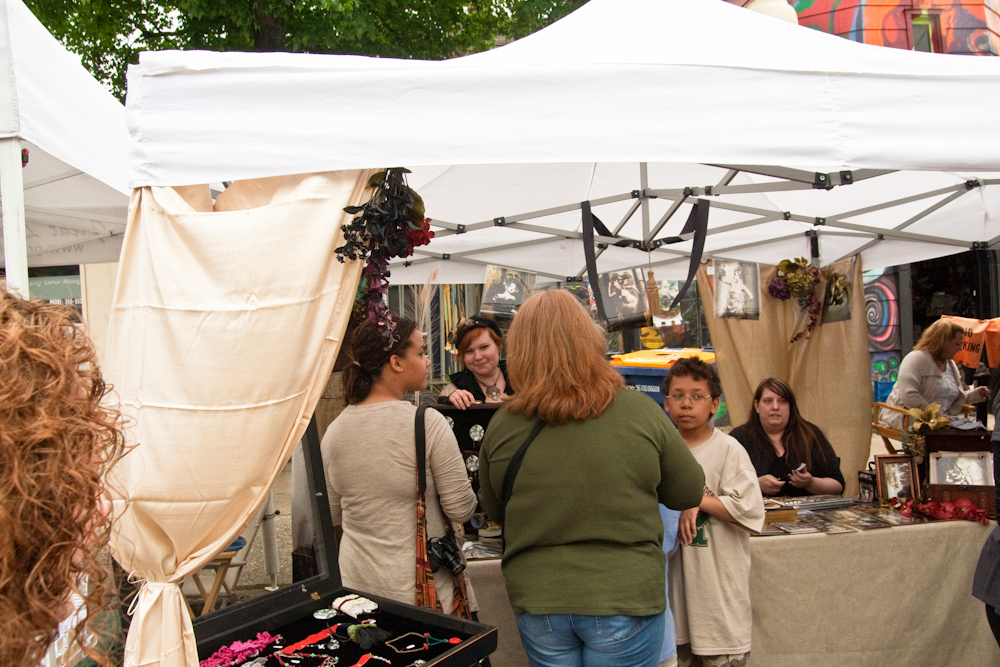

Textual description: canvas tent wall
[0,0,129,295]
[123,0,1000,284]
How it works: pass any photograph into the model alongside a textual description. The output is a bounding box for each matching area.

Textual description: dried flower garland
[336,168,434,347]
[767,258,847,343]
[768,257,822,342]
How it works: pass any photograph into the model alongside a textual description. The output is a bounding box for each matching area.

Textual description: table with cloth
[469,520,1000,667]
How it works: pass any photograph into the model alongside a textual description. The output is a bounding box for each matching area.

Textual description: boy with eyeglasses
[661,357,764,667]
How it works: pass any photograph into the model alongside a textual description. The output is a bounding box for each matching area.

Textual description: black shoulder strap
[500,419,546,521]
[416,404,428,493]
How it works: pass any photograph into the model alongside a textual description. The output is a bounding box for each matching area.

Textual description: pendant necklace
[479,369,503,401]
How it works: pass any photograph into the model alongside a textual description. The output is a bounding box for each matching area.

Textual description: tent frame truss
[391,164,997,282]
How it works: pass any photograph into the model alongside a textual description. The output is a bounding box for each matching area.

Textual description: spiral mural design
[864,271,899,352]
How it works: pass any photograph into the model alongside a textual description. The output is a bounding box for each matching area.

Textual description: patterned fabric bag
[414,405,472,619]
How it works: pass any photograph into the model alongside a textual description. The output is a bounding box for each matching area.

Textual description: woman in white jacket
[880,319,989,431]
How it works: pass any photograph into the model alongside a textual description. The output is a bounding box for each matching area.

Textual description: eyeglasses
[666,394,713,404]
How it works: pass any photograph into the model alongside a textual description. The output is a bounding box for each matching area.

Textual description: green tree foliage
[26,0,589,101]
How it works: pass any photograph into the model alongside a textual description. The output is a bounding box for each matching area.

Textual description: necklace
[478,368,503,401]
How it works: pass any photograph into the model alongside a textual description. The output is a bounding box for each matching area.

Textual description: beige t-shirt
[322,401,478,613]
[669,429,765,655]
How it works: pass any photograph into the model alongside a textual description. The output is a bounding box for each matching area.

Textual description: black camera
[426,535,465,575]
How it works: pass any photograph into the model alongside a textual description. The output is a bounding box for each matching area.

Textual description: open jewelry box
[193,418,497,666]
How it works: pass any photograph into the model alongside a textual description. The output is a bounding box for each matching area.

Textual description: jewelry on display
[348,655,391,667]
[423,633,462,647]
[313,608,337,620]
[280,628,333,654]
[332,594,379,618]
[386,632,427,654]
[348,620,393,650]
[275,654,338,667]
[199,632,282,667]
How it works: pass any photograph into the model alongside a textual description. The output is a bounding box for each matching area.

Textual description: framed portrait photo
[875,454,921,501]
[928,451,994,486]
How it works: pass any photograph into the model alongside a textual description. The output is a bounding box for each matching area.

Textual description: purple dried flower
[768,277,791,300]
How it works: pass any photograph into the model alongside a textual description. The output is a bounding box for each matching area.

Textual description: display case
[433,405,501,536]
[193,418,497,666]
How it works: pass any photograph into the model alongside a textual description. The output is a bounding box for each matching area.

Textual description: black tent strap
[581,201,609,323]
[668,199,710,311]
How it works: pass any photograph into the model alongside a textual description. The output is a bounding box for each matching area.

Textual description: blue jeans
[515,612,665,667]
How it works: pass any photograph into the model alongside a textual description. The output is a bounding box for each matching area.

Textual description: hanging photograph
[480,266,535,316]
[597,269,648,331]
[714,261,760,320]
[561,282,600,322]
[822,257,855,323]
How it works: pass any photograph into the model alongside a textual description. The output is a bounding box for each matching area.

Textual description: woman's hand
[678,507,700,545]
[973,385,990,402]
[446,389,477,410]
[758,474,785,495]
[788,467,814,491]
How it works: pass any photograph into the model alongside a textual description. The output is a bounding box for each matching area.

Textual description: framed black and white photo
[597,269,648,331]
[713,260,760,320]
[875,454,920,501]
[929,451,993,486]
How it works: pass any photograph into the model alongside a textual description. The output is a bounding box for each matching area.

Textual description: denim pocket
[594,614,648,640]
[516,612,553,638]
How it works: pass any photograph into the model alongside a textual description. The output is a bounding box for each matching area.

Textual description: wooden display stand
[193,418,497,666]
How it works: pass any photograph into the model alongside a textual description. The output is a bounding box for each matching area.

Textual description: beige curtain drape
[105,170,375,667]
[697,257,870,497]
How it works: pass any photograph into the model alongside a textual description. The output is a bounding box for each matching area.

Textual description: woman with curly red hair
[0,289,126,666]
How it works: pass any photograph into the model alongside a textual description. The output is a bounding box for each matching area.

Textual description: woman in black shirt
[730,378,844,497]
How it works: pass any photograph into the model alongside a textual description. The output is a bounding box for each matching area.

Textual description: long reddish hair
[0,290,125,666]
[505,289,623,424]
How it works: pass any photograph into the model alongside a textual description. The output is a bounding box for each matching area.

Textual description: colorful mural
[864,268,901,353]
[789,0,1000,55]
[864,268,902,396]
[871,351,902,383]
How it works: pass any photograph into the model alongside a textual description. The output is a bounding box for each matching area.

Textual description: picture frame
[875,454,920,501]
[858,464,878,503]
[928,451,994,486]
[480,265,535,316]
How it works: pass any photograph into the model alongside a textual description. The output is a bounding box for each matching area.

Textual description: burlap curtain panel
[105,170,375,667]
[696,257,871,497]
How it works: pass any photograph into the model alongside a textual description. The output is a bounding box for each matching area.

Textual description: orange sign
[942,315,990,367]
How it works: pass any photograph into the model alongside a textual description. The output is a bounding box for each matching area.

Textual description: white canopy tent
[111,3,1000,664]
[0,0,129,294]
[123,0,1000,284]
